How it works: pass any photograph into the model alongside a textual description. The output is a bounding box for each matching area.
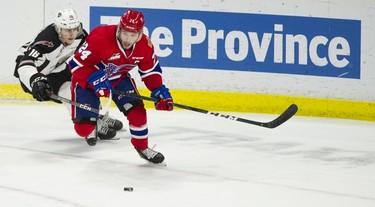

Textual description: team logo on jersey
[105,63,118,76]
[104,63,137,77]
[108,53,121,60]
[35,41,54,48]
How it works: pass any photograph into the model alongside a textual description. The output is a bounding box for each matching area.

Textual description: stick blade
[265,104,298,128]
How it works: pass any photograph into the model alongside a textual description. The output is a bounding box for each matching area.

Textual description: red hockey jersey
[69,25,163,91]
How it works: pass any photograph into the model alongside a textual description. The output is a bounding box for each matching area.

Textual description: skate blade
[98,137,121,141]
[141,161,167,167]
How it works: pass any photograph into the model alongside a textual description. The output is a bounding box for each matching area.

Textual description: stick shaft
[48,93,100,114]
[113,89,297,128]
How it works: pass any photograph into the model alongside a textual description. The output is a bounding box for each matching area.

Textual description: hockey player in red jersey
[69,9,173,164]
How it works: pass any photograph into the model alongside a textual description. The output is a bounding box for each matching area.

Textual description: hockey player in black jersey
[14,8,123,143]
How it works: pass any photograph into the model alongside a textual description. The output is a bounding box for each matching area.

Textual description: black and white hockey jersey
[14,23,87,92]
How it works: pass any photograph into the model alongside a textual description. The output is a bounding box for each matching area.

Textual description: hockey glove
[151,85,173,111]
[87,71,112,97]
[30,73,53,102]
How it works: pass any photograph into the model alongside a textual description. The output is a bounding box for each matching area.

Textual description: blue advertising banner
[90,7,361,79]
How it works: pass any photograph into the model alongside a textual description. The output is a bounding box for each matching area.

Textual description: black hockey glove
[30,73,53,101]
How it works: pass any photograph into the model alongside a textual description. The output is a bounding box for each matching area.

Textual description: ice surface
[0,103,374,207]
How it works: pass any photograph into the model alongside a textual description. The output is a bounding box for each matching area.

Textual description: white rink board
[3,0,375,102]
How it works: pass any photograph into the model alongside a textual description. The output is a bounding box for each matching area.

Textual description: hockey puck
[123,187,134,192]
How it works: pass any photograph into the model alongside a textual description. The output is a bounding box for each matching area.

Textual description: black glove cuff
[30,73,49,88]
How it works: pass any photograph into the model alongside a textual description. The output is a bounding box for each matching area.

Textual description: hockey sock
[74,122,96,137]
[127,106,148,150]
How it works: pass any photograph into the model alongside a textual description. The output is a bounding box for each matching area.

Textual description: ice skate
[85,137,97,146]
[97,126,117,139]
[85,129,98,146]
[97,118,117,140]
[99,114,123,131]
[85,126,116,146]
[85,120,117,146]
[135,147,165,164]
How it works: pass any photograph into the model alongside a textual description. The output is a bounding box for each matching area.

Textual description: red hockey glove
[155,99,174,111]
[87,71,112,98]
[151,85,173,111]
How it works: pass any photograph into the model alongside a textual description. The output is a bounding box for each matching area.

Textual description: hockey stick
[113,89,298,128]
[48,93,100,113]
[48,92,114,117]
[48,92,119,144]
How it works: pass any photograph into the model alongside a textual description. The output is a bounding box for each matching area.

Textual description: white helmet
[54,8,80,29]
